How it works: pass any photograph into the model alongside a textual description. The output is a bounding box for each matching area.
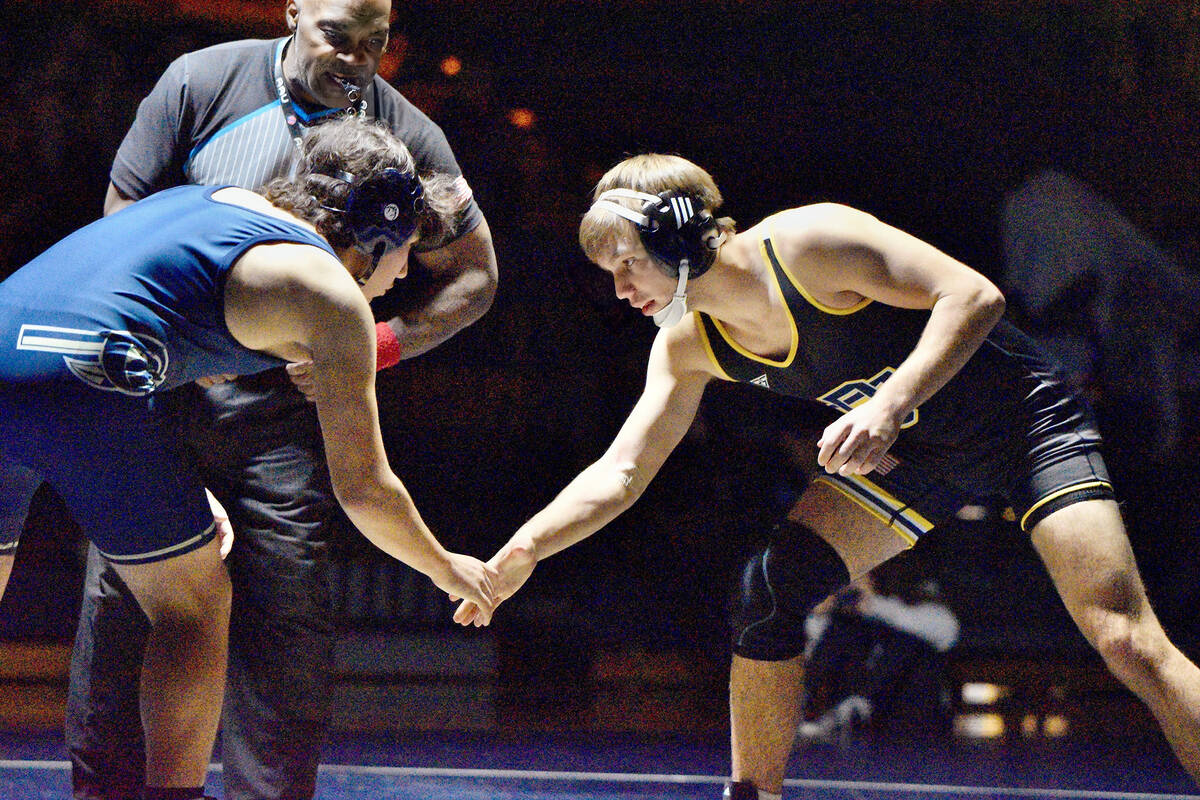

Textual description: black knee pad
[730,520,850,661]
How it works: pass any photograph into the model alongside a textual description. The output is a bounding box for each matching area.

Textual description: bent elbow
[330,485,364,519]
[329,473,379,519]
[955,276,1005,326]
[470,268,498,320]
[980,283,1006,322]
[610,460,650,505]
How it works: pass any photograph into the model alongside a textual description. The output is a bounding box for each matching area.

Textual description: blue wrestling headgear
[592,188,721,327]
[323,168,425,284]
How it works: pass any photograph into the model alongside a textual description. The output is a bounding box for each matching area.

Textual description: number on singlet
[816,367,918,428]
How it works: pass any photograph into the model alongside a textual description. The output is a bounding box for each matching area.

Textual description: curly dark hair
[261,115,462,250]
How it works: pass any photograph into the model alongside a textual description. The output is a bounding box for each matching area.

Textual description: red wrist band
[375,321,402,371]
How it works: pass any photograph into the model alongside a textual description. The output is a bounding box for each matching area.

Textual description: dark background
[2,0,1199,688]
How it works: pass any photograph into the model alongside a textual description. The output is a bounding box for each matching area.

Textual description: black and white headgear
[591,188,720,327]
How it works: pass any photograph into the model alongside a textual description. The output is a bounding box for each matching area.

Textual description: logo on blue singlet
[16,325,168,396]
[817,367,918,428]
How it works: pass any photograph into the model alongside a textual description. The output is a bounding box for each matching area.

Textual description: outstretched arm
[454,326,713,626]
[224,241,498,617]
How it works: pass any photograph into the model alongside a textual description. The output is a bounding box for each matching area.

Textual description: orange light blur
[378,52,400,81]
[507,108,536,129]
[440,56,463,77]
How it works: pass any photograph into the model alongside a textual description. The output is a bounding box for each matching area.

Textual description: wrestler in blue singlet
[0,185,335,563]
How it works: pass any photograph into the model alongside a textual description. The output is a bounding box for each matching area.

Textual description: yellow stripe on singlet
[812,473,934,547]
[765,226,873,316]
[1019,480,1113,531]
[705,238,800,368]
[692,312,735,382]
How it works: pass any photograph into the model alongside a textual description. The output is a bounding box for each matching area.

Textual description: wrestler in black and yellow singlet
[695,228,1113,544]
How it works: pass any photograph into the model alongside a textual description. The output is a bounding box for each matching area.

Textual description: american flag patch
[874,452,900,475]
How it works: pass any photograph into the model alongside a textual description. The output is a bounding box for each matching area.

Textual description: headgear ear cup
[592,188,722,327]
[639,193,719,279]
[317,167,425,284]
[343,168,424,255]
[593,189,719,279]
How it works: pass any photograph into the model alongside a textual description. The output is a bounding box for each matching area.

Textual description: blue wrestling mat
[2,731,1197,799]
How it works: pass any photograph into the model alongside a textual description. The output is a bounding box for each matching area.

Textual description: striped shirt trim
[813,473,933,546]
[183,38,339,164]
[187,107,296,191]
[183,38,345,188]
[99,521,217,565]
[185,101,280,168]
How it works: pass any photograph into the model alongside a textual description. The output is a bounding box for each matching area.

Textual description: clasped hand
[451,535,537,627]
[434,553,501,625]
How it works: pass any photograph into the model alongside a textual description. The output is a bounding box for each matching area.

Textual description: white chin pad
[652,296,688,327]
[652,264,690,327]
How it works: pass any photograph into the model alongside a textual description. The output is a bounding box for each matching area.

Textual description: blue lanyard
[273,38,308,157]
[273,38,367,158]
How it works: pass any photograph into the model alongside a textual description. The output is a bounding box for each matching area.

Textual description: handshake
[448,533,538,627]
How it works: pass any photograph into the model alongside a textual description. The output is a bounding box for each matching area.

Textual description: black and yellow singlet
[694,228,1109,538]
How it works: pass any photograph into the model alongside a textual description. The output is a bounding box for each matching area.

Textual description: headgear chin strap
[592,188,719,328]
[321,167,424,285]
[652,264,690,327]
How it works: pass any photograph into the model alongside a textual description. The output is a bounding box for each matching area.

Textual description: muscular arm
[224,241,495,609]
[378,217,498,359]
[777,204,1006,475]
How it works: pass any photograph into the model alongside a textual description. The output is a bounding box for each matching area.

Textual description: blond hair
[579,154,736,264]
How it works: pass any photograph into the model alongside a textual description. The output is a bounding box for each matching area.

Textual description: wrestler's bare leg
[1031,498,1200,786]
[730,479,909,794]
[111,535,231,788]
